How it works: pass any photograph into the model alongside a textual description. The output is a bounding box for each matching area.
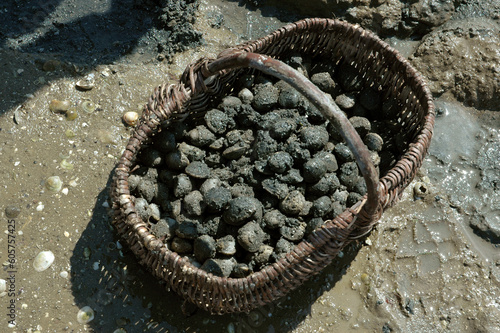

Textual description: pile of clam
[128,55,404,277]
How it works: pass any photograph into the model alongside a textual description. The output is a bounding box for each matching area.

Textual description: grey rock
[185,161,211,179]
[194,235,216,262]
[200,178,221,196]
[300,126,329,151]
[140,148,163,167]
[307,173,341,196]
[220,96,242,109]
[273,237,294,260]
[339,162,360,190]
[285,141,311,164]
[334,143,354,163]
[137,179,157,203]
[223,197,263,226]
[252,130,278,159]
[311,196,333,218]
[277,81,301,108]
[173,174,192,198]
[135,197,150,222]
[176,220,199,239]
[231,263,252,278]
[278,168,304,185]
[230,183,255,198]
[347,192,363,207]
[183,191,205,216]
[205,109,229,134]
[335,93,356,110]
[170,237,193,254]
[314,151,338,172]
[222,143,248,160]
[237,221,267,252]
[249,245,274,269]
[303,157,328,183]
[178,142,205,162]
[349,116,371,138]
[306,217,325,234]
[238,88,254,104]
[187,125,216,147]
[151,217,178,241]
[204,187,232,212]
[270,119,296,141]
[215,235,237,256]
[280,190,306,215]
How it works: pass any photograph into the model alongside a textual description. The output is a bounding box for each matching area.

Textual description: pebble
[200,258,235,277]
[308,173,341,196]
[274,238,294,260]
[303,157,327,183]
[173,174,192,198]
[216,235,237,256]
[237,221,267,252]
[204,187,232,212]
[311,72,337,94]
[250,245,274,268]
[252,83,279,111]
[185,161,211,179]
[194,235,216,262]
[268,151,293,174]
[223,197,263,226]
[187,125,216,147]
[205,109,229,134]
[178,142,205,162]
[183,191,205,216]
[232,263,251,277]
[300,126,329,151]
[200,178,222,196]
[280,190,306,215]
[262,178,289,200]
[5,205,20,218]
[311,196,333,218]
[339,162,360,190]
[364,132,384,152]
[151,218,177,240]
[277,82,301,108]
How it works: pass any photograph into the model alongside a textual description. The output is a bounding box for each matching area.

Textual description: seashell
[49,99,71,113]
[0,278,6,293]
[65,109,79,121]
[65,129,76,138]
[123,111,139,126]
[60,159,74,170]
[81,100,96,113]
[113,329,127,333]
[45,176,62,193]
[76,74,95,90]
[33,251,55,272]
[77,306,95,324]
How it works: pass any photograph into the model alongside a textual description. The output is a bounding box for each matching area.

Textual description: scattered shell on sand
[76,74,95,90]
[123,111,139,126]
[33,251,55,272]
[81,100,96,114]
[45,176,63,193]
[77,306,95,324]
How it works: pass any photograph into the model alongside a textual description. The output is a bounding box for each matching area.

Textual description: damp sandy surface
[0,1,499,332]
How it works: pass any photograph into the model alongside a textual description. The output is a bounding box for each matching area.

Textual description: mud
[0,0,499,332]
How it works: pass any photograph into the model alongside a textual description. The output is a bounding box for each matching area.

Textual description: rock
[280,218,307,241]
[137,179,157,203]
[135,197,150,222]
[334,143,354,163]
[273,237,294,260]
[140,148,163,167]
[185,161,211,179]
[252,130,278,159]
[277,81,301,108]
[278,168,304,185]
[252,83,279,111]
[183,191,205,216]
[303,157,328,183]
[311,72,337,94]
[410,18,500,110]
[223,197,263,226]
[215,235,237,256]
[232,263,252,277]
[204,187,232,212]
[307,173,341,196]
[306,217,325,234]
[364,132,384,152]
[200,258,236,277]
[194,235,216,262]
[263,209,286,229]
[4,205,20,219]
[339,162,360,190]
[200,178,221,196]
[231,183,255,198]
[171,237,193,254]
[173,174,192,198]
[285,141,311,165]
[249,245,274,269]
[268,151,294,174]
[220,96,242,109]
[300,126,329,151]
[187,125,216,147]
[237,221,267,252]
[205,109,230,134]
[280,190,306,215]
[222,143,248,160]
[314,151,338,172]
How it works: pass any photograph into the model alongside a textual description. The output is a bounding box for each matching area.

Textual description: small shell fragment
[81,100,96,114]
[77,306,95,324]
[123,111,139,126]
[76,74,95,90]
[65,109,79,121]
[49,99,71,113]
[33,251,55,272]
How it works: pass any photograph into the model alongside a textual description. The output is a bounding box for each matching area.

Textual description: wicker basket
[110,18,435,314]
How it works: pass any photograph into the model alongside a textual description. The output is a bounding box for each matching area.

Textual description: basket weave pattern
[110,18,435,314]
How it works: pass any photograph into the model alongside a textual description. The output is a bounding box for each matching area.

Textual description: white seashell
[76,74,95,90]
[33,251,55,272]
[77,306,95,324]
[123,111,139,126]
[45,176,62,193]
[0,279,6,293]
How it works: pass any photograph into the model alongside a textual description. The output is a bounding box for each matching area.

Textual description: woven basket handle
[201,51,380,224]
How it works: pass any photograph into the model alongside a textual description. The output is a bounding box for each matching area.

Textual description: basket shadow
[70,169,362,332]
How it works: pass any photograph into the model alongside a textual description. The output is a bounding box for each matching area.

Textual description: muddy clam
[45,176,63,193]
[65,109,79,121]
[33,250,55,272]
